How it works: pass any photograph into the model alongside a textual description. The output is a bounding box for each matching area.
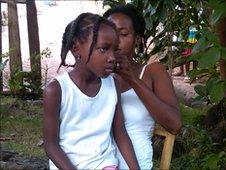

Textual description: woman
[104,4,182,169]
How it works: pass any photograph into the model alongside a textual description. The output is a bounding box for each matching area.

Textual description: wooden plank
[0,2,2,91]
[159,133,175,170]
[217,18,226,80]
[1,0,26,4]
[26,0,41,87]
[7,0,22,77]
[154,125,176,170]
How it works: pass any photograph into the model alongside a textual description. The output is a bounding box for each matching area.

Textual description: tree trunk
[217,18,226,81]
[7,0,22,77]
[0,2,2,92]
[26,0,41,88]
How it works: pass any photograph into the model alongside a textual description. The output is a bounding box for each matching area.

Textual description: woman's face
[107,13,137,59]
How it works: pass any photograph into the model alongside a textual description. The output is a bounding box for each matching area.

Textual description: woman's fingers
[114,54,133,79]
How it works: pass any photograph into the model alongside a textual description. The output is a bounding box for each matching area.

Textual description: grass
[0,95,45,158]
[2,95,223,169]
[179,102,209,124]
[152,103,212,170]
[169,103,226,170]
[0,96,208,158]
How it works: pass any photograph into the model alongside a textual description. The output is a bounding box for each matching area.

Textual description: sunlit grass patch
[1,95,45,158]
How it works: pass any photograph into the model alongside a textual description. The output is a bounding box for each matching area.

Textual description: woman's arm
[116,55,181,134]
[43,80,76,170]
[112,79,140,169]
[127,62,182,134]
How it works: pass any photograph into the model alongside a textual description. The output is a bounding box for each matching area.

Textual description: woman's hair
[103,4,146,54]
[59,12,116,69]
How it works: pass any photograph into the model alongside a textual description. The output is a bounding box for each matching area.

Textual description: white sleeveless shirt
[117,65,155,169]
[49,72,118,169]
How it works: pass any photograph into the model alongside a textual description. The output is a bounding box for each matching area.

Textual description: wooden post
[26,0,41,88]
[0,2,2,92]
[217,18,226,81]
[217,18,226,98]
[7,0,22,77]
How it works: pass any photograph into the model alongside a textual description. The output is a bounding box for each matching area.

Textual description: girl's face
[77,24,118,78]
[107,13,137,59]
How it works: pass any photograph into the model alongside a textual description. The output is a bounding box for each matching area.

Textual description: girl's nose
[107,53,116,63]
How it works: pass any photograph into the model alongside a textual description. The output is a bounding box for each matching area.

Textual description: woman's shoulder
[145,62,167,77]
[146,61,166,70]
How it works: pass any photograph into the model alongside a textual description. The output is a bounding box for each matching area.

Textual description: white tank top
[49,72,118,169]
[117,65,155,169]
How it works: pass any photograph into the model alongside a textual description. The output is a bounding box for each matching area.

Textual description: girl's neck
[69,67,102,98]
[70,66,100,85]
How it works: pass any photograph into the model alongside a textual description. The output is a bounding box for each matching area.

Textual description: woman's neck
[129,59,143,75]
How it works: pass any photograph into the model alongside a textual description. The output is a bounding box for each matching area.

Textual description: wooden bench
[153,126,176,170]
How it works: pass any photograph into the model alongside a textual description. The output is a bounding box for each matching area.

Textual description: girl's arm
[116,56,182,134]
[43,80,76,170]
[112,79,140,169]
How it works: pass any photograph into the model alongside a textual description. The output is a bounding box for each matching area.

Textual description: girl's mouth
[105,68,114,74]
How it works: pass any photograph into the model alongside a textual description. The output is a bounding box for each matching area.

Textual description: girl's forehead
[98,24,117,35]
[96,24,118,43]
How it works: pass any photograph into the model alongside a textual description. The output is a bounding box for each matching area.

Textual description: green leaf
[194,85,207,97]
[188,51,205,62]
[131,0,144,12]
[187,68,209,80]
[163,0,176,11]
[0,59,9,71]
[206,77,219,92]
[103,0,121,8]
[202,30,219,45]
[209,81,225,103]
[202,153,220,170]
[158,4,167,23]
[198,47,221,69]
[144,3,157,16]
[210,1,226,25]
[145,17,153,30]
[221,47,226,60]
[192,37,209,53]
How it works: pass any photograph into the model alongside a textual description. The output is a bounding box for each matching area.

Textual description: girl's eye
[120,33,129,37]
[100,47,108,53]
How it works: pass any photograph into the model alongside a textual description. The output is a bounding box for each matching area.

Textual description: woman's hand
[114,53,136,82]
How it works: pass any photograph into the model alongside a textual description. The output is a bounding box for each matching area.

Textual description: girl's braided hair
[103,4,146,55]
[58,12,116,70]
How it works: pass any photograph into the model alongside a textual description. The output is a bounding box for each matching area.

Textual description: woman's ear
[135,35,142,47]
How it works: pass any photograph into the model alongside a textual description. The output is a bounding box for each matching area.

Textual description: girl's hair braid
[58,13,117,70]
[59,13,90,70]
[86,17,116,63]
[86,17,102,64]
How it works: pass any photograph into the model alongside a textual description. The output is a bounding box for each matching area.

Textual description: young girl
[43,13,139,170]
[104,4,182,169]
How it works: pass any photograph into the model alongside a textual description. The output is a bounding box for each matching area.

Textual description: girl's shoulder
[44,78,61,97]
[45,72,69,91]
